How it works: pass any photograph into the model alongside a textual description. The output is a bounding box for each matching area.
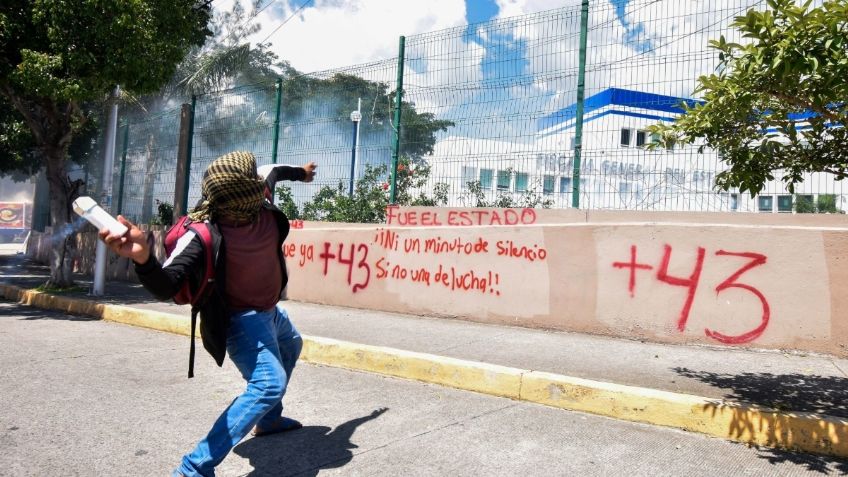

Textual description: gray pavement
[2,254,847,419]
[1,302,847,476]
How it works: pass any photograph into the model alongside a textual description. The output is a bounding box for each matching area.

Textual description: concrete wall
[28,207,848,356]
[286,207,848,357]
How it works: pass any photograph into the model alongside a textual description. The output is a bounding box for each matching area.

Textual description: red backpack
[164,215,215,378]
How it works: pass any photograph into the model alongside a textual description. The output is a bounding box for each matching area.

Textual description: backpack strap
[186,222,213,379]
[188,307,197,379]
[189,222,214,290]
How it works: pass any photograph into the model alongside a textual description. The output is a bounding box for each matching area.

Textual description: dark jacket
[134,165,305,370]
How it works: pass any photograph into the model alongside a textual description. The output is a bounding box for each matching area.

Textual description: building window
[758,195,774,212]
[479,169,493,190]
[543,175,555,194]
[620,128,631,147]
[496,170,511,191]
[559,177,572,195]
[777,195,793,212]
[731,193,738,211]
[515,172,529,192]
[636,130,647,147]
[461,166,477,190]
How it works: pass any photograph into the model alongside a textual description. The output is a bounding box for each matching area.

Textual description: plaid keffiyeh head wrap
[188,151,265,223]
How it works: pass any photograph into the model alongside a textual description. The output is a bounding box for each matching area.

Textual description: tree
[648,0,848,195]
[0,0,211,286]
[288,158,451,224]
[159,0,280,101]
[271,71,454,223]
[119,1,279,223]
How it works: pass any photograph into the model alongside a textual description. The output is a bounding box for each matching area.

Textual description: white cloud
[245,0,468,73]
[494,0,582,18]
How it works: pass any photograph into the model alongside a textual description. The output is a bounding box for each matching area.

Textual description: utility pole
[92,85,120,296]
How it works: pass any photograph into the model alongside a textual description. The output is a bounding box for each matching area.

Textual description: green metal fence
[110,0,847,221]
[113,108,182,224]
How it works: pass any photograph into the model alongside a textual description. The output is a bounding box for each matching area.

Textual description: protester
[100,151,316,477]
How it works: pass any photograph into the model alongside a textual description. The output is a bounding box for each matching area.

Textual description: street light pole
[92,85,120,296]
[349,98,362,198]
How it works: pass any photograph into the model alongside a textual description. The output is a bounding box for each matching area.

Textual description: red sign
[0,202,25,229]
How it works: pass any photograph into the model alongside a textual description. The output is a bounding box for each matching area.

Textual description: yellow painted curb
[520,371,847,457]
[1,284,195,336]
[2,283,846,458]
[301,335,523,399]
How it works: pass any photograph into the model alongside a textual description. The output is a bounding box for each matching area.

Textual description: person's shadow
[233,407,389,476]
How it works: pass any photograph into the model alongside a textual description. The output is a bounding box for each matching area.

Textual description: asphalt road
[1,302,846,477]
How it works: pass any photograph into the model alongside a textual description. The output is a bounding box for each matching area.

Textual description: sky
[206,0,768,149]
[215,0,575,74]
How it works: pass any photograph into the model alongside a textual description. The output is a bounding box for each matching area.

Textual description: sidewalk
[2,253,847,457]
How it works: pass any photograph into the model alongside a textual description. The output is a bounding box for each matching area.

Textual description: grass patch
[34,284,88,295]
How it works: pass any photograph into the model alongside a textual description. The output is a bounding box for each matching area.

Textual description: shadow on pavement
[673,367,848,418]
[0,302,98,321]
[233,407,388,477]
[675,367,848,474]
[755,447,848,475]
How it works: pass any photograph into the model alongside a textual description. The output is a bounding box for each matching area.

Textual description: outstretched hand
[98,215,150,265]
[302,162,317,183]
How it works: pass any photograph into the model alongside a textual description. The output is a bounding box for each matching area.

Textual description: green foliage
[274,185,301,220]
[794,194,844,213]
[0,0,211,170]
[302,164,390,223]
[647,0,848,195]
[33,284,86,294]
[0,0,211,285]
[150,200,174,226]
[163,1,281,98]
[816,194,842,213]
[1,0,211,101]
[0,95,37,176]
[297,157,451,223]
[794,194,816,213]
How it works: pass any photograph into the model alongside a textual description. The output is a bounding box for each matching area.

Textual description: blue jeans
[174,304,303,477]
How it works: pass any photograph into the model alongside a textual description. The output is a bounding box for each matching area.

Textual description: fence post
[271,78,283,164]
[116,122,129,215]
[389,35,406,204]
[571,0,589,209]
[174,98,196,217]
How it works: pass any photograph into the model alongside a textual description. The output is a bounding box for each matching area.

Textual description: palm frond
[177,43,253,95]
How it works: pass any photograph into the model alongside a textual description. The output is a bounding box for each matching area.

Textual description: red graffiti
[612,245,653,297]
[372,257,501,295]
[374,229,399,251]
[289,219,304,229]
[424,236,489,255]
[656,244,706,332]
[319,242,371,293]
[705,251,770,344]
[612,244,770,345]
[495,240,547,262]
[298,243,314,267]
[385,206,537,227]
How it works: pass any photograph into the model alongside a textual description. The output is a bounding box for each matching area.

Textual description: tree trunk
[44,146,75,288]
[141,133,156,223]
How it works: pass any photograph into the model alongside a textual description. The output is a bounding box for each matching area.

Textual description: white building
[428,88,846,213]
